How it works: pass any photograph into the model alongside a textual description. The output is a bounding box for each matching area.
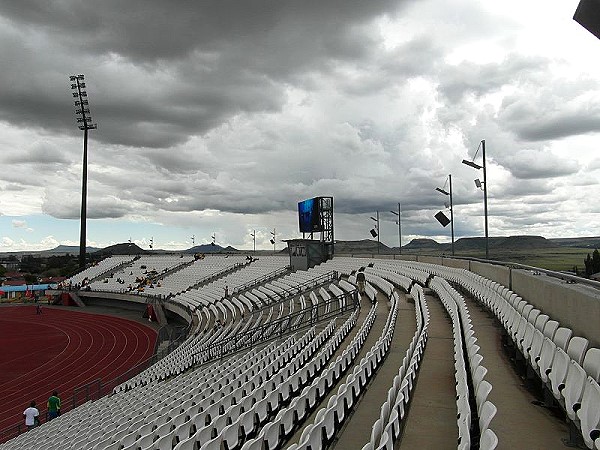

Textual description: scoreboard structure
[287,196,334,271]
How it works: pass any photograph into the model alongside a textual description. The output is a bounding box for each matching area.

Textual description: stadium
[2,1,600,449]
[1,191,600,450]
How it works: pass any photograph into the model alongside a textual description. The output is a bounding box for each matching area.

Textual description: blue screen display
[298,198,321,232]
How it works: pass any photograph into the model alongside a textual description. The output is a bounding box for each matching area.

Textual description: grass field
[407,247,595,273]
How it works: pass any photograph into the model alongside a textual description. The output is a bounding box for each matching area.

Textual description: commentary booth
[286,196,334,271]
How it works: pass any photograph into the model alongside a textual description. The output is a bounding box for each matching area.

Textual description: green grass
[403,247,595,273]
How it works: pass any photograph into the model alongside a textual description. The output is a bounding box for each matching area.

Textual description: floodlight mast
[370,211,380,254]
[436,175,455,256]
[389,203,402,255]
[462,139,488,259]
[70,74,97,269]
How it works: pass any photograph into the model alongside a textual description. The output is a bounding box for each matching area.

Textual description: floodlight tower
[389,203,402,255]
[270,229,276,252]
[462,140,488,259]
[436,175,455,256]
[370,211,380,254]
[250,230,256,253]
[70,74,97,269]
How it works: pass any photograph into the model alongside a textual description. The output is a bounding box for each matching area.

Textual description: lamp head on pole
[462,159,483,170]
[436,187,450,196]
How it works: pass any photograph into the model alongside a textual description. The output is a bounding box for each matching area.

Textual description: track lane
[0,306,157,431]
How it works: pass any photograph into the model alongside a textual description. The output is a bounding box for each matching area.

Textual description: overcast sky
[0,0,599,252]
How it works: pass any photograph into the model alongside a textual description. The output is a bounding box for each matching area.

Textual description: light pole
[389,203,402,255]
[211,233,216,246]
[191,235,195,246]
[436,175,455,256]
[70,74,97,269]
[462,139,489,259]
[149,237,154,250]
[250,230,256,253]
[270,229,276,253]
[370,211,380,254]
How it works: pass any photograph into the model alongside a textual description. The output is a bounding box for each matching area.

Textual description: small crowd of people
[23,392,61,430]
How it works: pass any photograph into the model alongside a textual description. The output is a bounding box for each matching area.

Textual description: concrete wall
[510,270,600,348]
[470,261,512,289]
[417,256,443,265]
[442,258,470,270]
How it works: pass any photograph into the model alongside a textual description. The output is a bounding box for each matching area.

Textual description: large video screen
[298,197,322,233]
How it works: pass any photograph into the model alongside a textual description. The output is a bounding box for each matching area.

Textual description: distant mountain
[95,242,146,256]
[333,239,392,254]
[549,236,600,249]
[333,235,562,255]
[183,244,239,253]
[451,235,558,251]
[403,239,443,250]
[44,245,100,254]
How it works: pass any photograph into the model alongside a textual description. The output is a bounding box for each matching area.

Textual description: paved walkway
[283,295,380,448]
[398,294,458,450]
[462,294,569,449]
[333,291,415,449]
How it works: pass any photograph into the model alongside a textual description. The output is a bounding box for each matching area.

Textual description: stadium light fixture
[462,139,489,259]
[191,235,195,246]
[270,228,276,252]
[474,179,483,189]
[149,237,154,250]
[574,0,600,41]
[70,74,97,269]
[369,211,380,254]
[436,174,455,256]
[389,202,402,255]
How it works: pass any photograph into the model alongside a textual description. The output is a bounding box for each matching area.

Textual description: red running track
[0,306,157,431]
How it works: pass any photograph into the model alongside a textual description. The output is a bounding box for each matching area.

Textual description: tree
[23,273,37,285]
[583,249,600,277]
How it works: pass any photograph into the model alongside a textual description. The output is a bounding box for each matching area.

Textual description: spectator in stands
[47,391,61,420]
[224,285,229,298]
[23,401,39,430]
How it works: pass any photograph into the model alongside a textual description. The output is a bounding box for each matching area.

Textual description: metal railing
[199,289,359,363]
[231,265,292,296]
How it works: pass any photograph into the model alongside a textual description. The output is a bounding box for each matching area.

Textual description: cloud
[501,149,580,180]
[1,0,600,248]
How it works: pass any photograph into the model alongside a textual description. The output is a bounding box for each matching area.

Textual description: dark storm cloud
[0,0,411,148]
[497,77,600,142]
[511,112,600,142]
[438,54,548,104]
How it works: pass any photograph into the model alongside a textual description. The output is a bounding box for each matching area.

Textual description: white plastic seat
[562,361,588,421]
[548,347,571,399]
[261,421,281,450]
[553,327,573,351]
[479,400,497,434]
[221,422,240,450]
[538,337,557,383]
[577,377,600,449]
[480,428,499,450]
[583,348,600,382]
[476,380,493,414]
[543,320,560,340]
[567,336,590,366]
